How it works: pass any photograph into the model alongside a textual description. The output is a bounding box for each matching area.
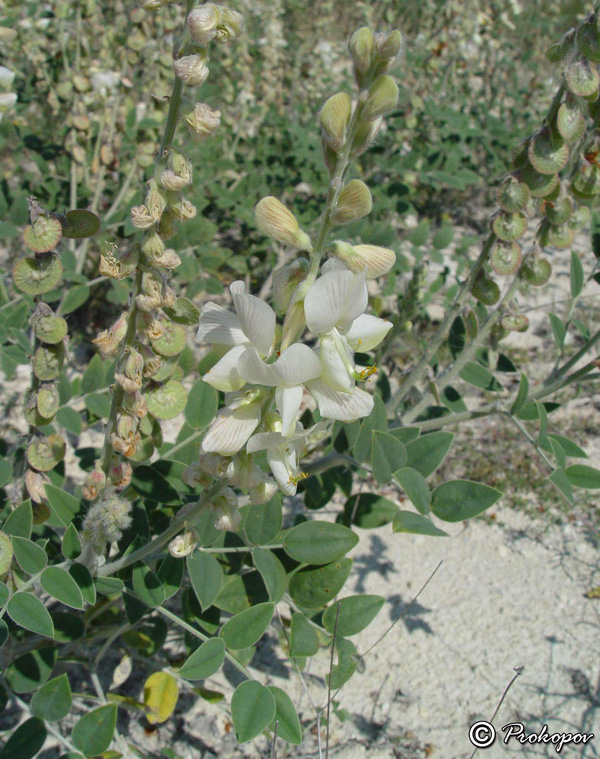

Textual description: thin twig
[325,602,341,759]
[468,666,524,759]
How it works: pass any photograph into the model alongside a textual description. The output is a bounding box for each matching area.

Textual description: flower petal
[229,280,246,296]
[238,347,279,386]
[307,378,374,421]
[345,314,393,351]
[273,343,322,385]
[247,431,286,453]
[320,332,354,393]
[304,270,368,335]
[232,293,276,356]
[276,384,304,438]
[197,302,246,346]
[267,446,299,496]
[201,403,261,455]
[203,344,247,392]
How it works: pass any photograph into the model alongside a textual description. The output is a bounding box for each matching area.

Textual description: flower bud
[330,241,395,278]
[158,149,193,190]
[182,103,221,142]
[211,487,241,531]
[349,27,374,86]
[226,453,263,489]
[362,75,399,120]
[320,92,352,153]
[249,478,278,505]
[187,4,221,46]
[375,30,402,64]
[350,116,383,157]
[255,196,312,250]
[168,530,199,558]
[174,53,209,87]
[92,312,129,358]
[215,8,244,44]
[25,469,51,504]
[108,461,133,488]
[82,491,133,551]
[272,258,309,311]
[114,347,144,392]
[330,179,372,225]
[182,462,212,488]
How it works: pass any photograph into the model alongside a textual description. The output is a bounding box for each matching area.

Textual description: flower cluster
[0,65,17,124]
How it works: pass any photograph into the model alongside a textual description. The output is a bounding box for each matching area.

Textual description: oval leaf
[187,551,222,611]
[143,671,179,725]
[566,464,600,489]
[322,594,385,637]
[284,521,358,565]
[41,567,85,610]
[7,592,54,638]
[431,479,502,522]
[11,536,47,575]
[268,686,303,745]
[30,674,72,722]
[394,467,431,515]
[179,638,226,680]
[392,511,449,537]
[185,380,218,429]
[405,432,454,478]
[252,547,287,603]
[0,717,47,759]
[220,602,274,650]
[289,558,353,609]
[231,680,276,743]
[132,564,165,608]
[72,704,117,756]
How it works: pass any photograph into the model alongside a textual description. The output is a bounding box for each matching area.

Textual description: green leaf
[62,523,82,560]
[7,592,54,637]
[329,637,357,689]
[69,563,96,605]
[284,521,358,565]
[11,536,48,575]
[268,686,302,745]
[432,224,454,249]
[45,485,81,526]
[0,717,47,759]
[72,704,117,756]
[143,671,179,725]
[322,595,384,637]
[459,362,502,391]
[179,638,226,680]
[566,464,600,489]
[510,372,529,414]
[220,602,274,650]
[370,431,407,483]
[0,619,7,648]
[58,284,90,315]
[394,467,431,515]
[51,611,85,643]
[0,581,8,607]
[252,547,287,603]
[0,460,13,490]
[392,511,449,536]
[184,380,218,429]
[30,674,72,721]
[545,433,588,459]
[157,554,184,600]
[41,567,85,609]
[132,564,166,608]
[289,558,353,609]
[2,501,33,538]
[56,407,82,436]
[84,393,111,419]
[231,681,276,743]
[290,613,319,656]
[131,464,182,505]
[5,647,57,693]
[354,396,387,462]
[405,432,454,477]
[570,251,584,298]
[81,354,106,394]
[341,493,399,528]
[244,495,282,545]
[431,480,502,522]
[95,576,125,596]
[548,468,575,505]
[187,551,222,610]
[549,313,566,348]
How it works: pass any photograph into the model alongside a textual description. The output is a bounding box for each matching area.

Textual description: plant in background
[1,2,600,758]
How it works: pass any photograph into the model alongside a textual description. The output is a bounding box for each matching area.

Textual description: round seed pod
[518,164,559,198]
[171,365,185,382]
[34,314,68,344]
[27,434,66,472]
[490,242,522,276]
[139,414,154,437]
[150,321,187,357]
[566,58,600,97]
[33,345,64,381]
[492,212,527,242]
[497,177,530,213]
[37,384,60,420]
[570,204,591,227]
[24,401,48,427]
[152,417,163,449]
[578,18,600,62]
[127,435,155,463]
[22,215,63,253]
[59,209,101,239]
[471,274,501,306]
[543,195,573,225]
[556,96,586,141]
[528,129,569,175]
[151,357,177,383]
[538,221,575,250]
[521,257,552,287]
[501,313,529,332]
[13,256,63,295]
[512,138,531,169]
[571,164,600,197]
[146,380,187,420]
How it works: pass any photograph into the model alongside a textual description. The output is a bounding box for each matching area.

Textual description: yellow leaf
[143,671,179,724]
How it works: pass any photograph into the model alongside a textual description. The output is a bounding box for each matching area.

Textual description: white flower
[239,343,321,437]
[0,66,15,89]
[303,266,392,418]
[247,424,313,496]
[211,488,242,531]
[0,92,17,123]
[197,281,276,392]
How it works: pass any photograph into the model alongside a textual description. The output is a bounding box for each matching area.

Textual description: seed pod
[528,128,569,175]
[464,308,478,339]
[556,94,586,141]
[518,164,560,198]
[181,103,221,142]
[27,434,66,472]
[22,215,63,253]
[33,344,64,381]
[59,209,100,239]
[37,384,60,420]
[497,177,530,213]
[330,240,395,278]
[0,532,13,577]
[538,220,575,250]
[13,256,63,295]
[570,204,591,228]
[151,321,187,357]
[501,313,529,332]
[168,195,197,221]
[25,469,51,504]
[362,75,399,120]
[151,357,178,383]
[349,27,374,86]
[24,394,48,427]
[578,17,600,63]
[33,312,68,345]
[122,390,148,419]
[173,53,209,87]
[320,93,352,153]
[521,257,552,286]
[146,380,187,420]
[543,195,573,225]
[130,204,158,229]
[255,196,312,249]
[490,242,522,276]
[492,211,528,242]
[331,179,372,225]
[571,162,600,197]
[471,273,501,306]
[187,4,221,46]
[566,58,600,98]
